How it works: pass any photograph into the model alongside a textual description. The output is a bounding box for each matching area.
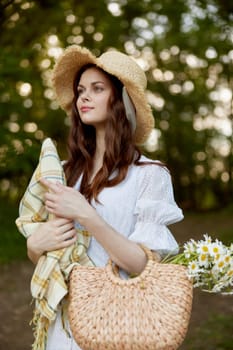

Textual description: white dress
[46,156,183,350]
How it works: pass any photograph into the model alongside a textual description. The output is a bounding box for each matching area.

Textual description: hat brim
[52,45,154,144]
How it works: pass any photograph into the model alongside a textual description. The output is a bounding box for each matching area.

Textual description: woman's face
[76,67,113,129]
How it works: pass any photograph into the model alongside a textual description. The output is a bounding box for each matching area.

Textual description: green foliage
[0,0,233,209]
[0,199,27,263]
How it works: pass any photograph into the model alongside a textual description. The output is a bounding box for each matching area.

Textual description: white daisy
[209,241,226,258]
[187,260,200,276]
[198,253,210,268]
[203,233,212,244]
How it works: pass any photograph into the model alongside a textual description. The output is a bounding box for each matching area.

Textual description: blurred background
[0,0,232,349]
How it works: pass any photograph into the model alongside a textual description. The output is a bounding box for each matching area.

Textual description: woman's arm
[40,179,148,274]
[26,218,77,264]
[83,211,148,274]
[27,235,44,264]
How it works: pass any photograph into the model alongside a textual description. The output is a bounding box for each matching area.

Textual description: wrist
[82,210,108,235]
[79,208,104,230]
[27,234,44,256]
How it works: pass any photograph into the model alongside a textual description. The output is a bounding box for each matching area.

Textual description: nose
[80,89,91,101]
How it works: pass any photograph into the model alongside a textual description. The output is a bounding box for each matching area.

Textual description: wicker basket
[68,245,193,350]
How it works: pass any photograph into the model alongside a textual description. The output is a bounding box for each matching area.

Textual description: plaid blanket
[15,138,94,350]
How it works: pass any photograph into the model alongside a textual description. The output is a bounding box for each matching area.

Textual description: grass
[181,314,233,350]
[0,199,27,263]
[218,227,233,246]
[183,207,233,245]
[205,209,233,245]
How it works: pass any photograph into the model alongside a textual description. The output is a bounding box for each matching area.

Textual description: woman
[26,45,183,350]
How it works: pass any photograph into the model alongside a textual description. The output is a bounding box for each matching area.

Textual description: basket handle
[108,244,161,278]
[139,244,161,263]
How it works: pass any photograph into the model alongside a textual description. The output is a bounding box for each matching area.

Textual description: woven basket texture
[68,247,193,350]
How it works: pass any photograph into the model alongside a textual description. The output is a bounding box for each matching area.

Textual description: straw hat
[52,45,154,144]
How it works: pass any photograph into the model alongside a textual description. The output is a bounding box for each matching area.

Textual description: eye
[77,87,84,96]
[94,85,104,92]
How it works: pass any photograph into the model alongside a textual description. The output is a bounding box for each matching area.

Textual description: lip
[80,106,94,112]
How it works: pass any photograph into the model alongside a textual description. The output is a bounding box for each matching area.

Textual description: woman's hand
[27,217,77,263]
[40,178,97,225]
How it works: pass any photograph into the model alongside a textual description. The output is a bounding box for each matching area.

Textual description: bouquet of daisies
[163,234,233,294]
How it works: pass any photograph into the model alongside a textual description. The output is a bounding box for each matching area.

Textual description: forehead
[79,67,111,85]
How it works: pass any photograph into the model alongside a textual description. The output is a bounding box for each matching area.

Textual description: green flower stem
[161,253,187,265]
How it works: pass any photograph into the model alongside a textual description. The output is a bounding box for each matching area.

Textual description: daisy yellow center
[218,261,224,268]
[202,246,209,253]
[213,247,219,253]
[200,254,207,261]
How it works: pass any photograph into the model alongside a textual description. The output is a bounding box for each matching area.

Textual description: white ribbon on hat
[122,87,137,133]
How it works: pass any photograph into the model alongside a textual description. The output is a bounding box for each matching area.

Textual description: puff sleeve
[128,164,183,256]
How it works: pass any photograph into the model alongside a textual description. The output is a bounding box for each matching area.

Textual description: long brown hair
[64,64,152,201]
